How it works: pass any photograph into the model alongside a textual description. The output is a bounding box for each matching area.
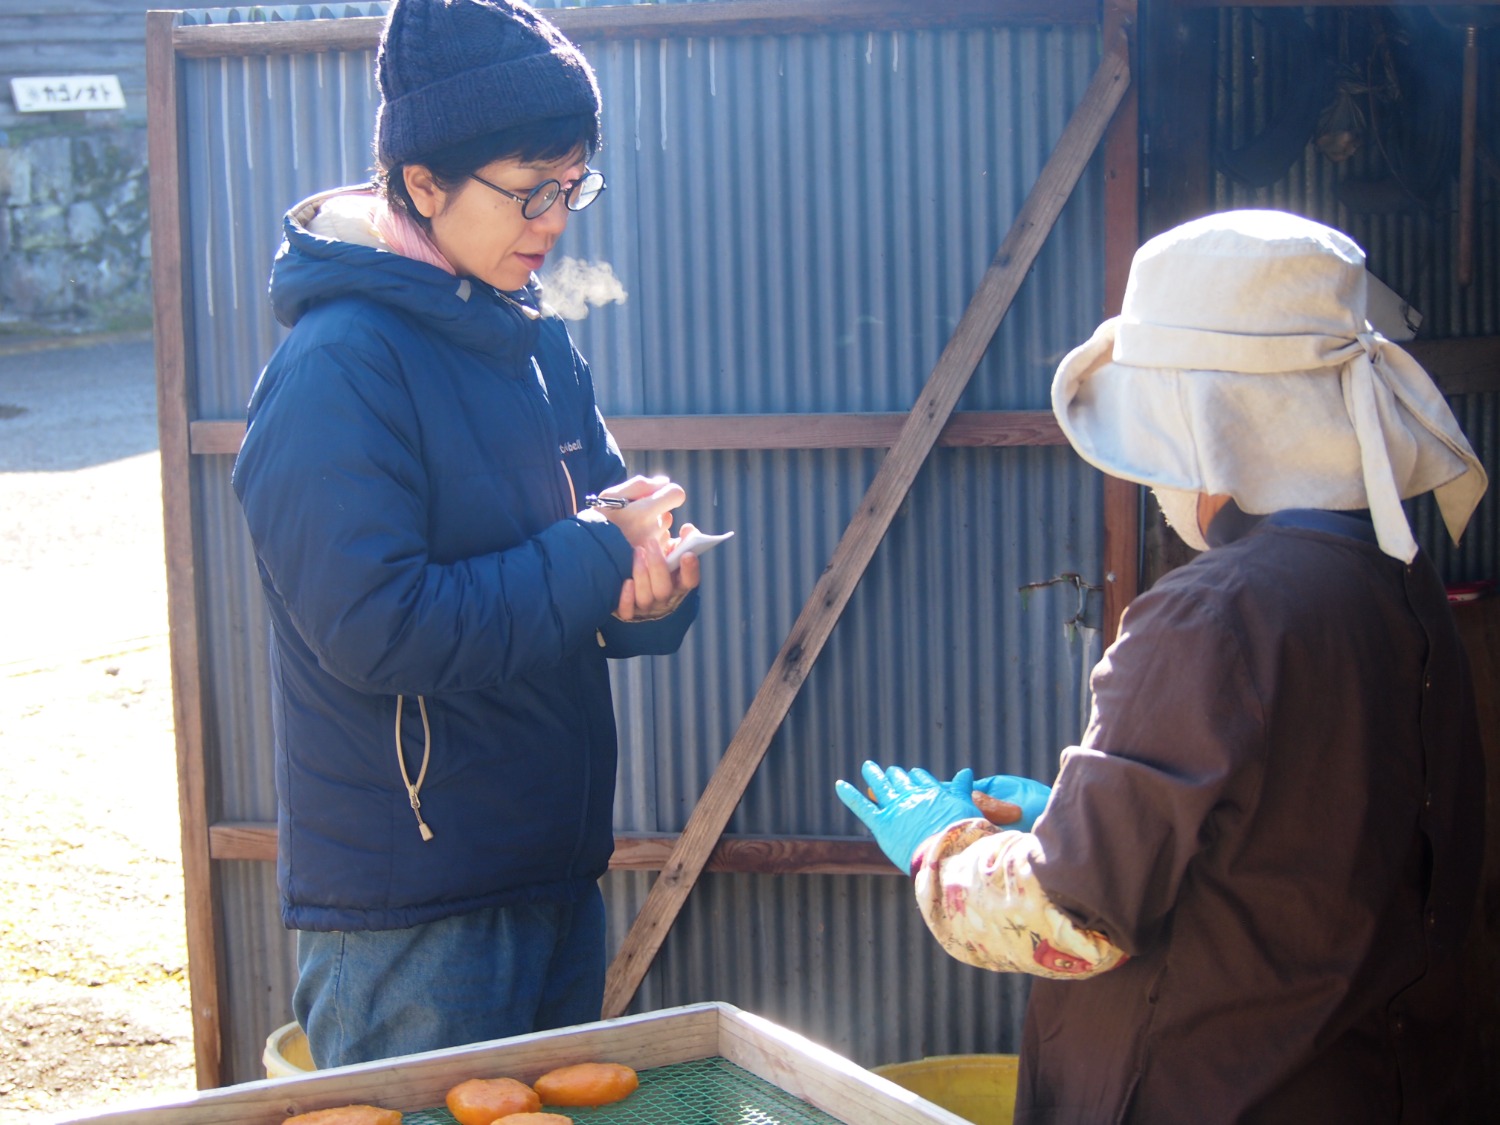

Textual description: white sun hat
[1052,209,1487,560]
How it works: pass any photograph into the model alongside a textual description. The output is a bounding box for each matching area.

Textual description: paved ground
[0,333,196,1122]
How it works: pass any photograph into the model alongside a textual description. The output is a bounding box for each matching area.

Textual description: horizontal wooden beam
[1405,336,1500,397]
[170,0,1096,58]
[617,411,1066,450]
[208,822,896,875]
[188,335,1495,458]
[190,411,1066,456]
[206,822,276,862]
[610,832,893,875]
[172,15,381,57]
[185,420,236,455]
[1180,0,1494,6]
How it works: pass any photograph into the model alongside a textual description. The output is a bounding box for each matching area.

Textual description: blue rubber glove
[939,769,1052,832]
[835,761,985,873]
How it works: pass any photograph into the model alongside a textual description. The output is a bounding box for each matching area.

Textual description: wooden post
[1137,0,1217,592]
[146,8,223,1090]
[603,34,1134,1018]
[1101,1,1142,635]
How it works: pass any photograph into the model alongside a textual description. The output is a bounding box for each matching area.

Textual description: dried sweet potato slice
[532,1061,639,1107]
[282,1106,401,1125]
[445,1076,542,1125]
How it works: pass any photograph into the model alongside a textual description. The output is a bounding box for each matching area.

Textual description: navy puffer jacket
[232,188,697,931]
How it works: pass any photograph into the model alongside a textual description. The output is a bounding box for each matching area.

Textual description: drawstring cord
[395,694,435,841]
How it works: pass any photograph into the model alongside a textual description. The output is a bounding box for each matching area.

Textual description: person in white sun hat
[840,210,1490,1122]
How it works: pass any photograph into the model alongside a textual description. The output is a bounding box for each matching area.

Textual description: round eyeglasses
[468,168,606,220]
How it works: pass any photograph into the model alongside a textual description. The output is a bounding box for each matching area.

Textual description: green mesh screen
[403,1056,848,1124]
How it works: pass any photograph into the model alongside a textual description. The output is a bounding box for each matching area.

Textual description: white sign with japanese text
[10,75,126,113]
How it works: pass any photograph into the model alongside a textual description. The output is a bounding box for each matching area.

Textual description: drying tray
[56,1003,973,1125]
[404,1055,842,1124]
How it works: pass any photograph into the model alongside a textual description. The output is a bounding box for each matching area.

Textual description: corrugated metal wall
[168,1,1109,1081]
[1212,5,1499,582]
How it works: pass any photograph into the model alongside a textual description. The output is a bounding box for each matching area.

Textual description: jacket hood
[269,185,541,362]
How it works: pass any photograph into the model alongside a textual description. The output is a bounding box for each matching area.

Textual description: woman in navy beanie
[232,0,704,1066]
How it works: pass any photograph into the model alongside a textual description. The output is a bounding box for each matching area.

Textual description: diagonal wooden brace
[603,32,1133,1020]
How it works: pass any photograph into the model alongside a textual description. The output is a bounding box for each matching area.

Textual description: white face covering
[1152,488,1208,552]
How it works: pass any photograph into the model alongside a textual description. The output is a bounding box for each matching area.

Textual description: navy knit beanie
[375,0,601,167]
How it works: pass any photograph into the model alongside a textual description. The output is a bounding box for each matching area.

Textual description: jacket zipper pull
[407,789,435,842]
[395,694,436,842]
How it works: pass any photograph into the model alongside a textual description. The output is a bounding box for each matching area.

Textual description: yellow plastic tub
[873,1053,1019,1125]
[262,1021,315,1078]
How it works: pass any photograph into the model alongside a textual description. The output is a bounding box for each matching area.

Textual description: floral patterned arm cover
[912,820,1129,980]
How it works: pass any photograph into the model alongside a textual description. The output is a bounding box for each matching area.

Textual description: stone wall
[0,1,155,338]
[0,120,152,336]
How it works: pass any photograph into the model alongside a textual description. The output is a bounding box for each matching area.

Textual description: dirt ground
[0,334,196,1123]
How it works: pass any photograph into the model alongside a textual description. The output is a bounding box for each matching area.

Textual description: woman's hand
[590,475,683,551]
[615,523,701,621]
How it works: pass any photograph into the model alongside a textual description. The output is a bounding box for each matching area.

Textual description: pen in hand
[583,493,630,510]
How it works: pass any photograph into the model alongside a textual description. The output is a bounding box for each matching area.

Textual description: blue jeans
[293,887,606,1067]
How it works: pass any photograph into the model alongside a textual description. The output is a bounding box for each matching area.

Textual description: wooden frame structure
[148,0,1500,1090]
[148,0,1140,1087]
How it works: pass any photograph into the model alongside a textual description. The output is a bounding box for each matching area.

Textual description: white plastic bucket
[263,1020,315,1078]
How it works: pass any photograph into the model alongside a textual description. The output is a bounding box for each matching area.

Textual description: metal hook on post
[1018,572,1105,634]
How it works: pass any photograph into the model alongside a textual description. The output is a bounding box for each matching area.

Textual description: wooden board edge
[716,1006,977,1125]
[57,1005,727,1124]
[170,1,1099,57]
